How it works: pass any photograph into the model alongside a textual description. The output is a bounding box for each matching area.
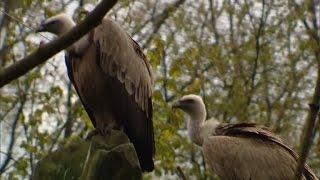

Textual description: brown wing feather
[130,35,154,85]
[203,136,299,180]
[212,123,317,180]
[65,54,96,127]
[92,18,154,172]
[93,18,153,113]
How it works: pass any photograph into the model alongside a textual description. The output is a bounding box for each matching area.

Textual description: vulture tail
[141,106,154,172]
[133,98,155,172]
[136,147,154,172]
[123,98,155,172]
[124,126,154,172]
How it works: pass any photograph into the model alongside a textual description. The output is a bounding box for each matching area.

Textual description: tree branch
[0,93,27,174]
[0,0,118,88]
[176,166,187,180]
[167,63,213,102]
[142,0,186,49]
[295,50,320,180]
[64,82,73,138]
[294,1,320,179]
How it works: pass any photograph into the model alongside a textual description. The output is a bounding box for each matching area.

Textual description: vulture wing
[65,54,96,127]
[203,123,317,180]
[92,18,154,172]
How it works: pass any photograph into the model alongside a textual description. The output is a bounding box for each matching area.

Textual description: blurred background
[0,0,319,179]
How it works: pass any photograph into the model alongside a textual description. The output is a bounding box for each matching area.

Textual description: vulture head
[36,13,89,54]
[36,13,75,36]
[173,94,216,146]
[172,94,206,121]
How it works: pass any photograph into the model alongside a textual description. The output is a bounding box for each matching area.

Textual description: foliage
[0,0,319,179]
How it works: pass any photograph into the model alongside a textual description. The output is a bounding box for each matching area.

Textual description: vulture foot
[85,125,118,140]
[85,129,100,140]
[100,126,113,136]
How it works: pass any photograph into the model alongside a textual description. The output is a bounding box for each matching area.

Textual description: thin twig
[142,0,186,49]
[0,9,51,41]
[177,166,187,180]
[294,1,320,179]
[0,94,27,174]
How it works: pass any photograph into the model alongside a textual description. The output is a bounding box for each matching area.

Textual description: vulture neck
[186,107,207,146]
[58,18,76,36]
[57,18,89,55]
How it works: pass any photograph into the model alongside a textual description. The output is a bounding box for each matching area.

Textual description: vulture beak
[172,100,182,109]
[35,21,47,33]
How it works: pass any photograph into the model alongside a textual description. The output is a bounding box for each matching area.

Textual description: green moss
[33,130,142,180]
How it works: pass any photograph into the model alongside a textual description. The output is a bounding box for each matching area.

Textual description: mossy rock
[33,130,142,180]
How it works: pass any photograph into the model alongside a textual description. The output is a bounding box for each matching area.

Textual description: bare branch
[0,0,10,32]
[142,0,186,49]
[177,166,187,180]
[208,0,222,44]
[295,1,320,179]
[295,50,320,180]
[0,93,27,174]
[167,62,213,102]
[0,0,118,88]
[64,82,73,138]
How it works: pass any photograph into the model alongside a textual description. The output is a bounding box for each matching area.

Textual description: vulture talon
[85,125,113,141]
[85,129,100,140]
[101,126,112,136]
[100,123,123,136]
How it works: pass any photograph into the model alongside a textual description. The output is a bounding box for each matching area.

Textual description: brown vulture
[36,14,155,172]
[172,94,318,180]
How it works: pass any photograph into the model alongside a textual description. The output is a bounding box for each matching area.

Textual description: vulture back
[202,123,317,180]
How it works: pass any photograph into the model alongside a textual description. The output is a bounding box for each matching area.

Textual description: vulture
[36,14,155,172]
[172,94,318,180]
